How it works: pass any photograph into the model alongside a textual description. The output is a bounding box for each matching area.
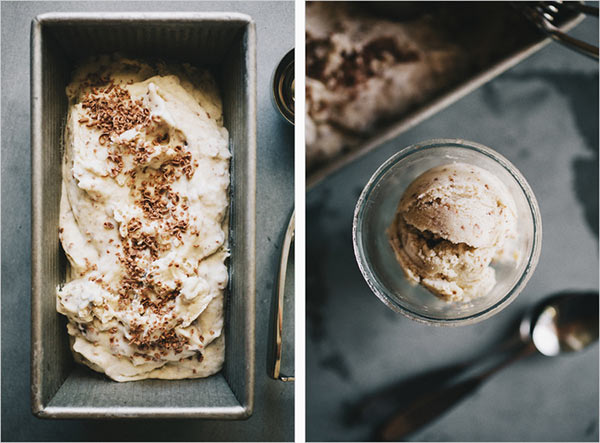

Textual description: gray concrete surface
[1,1,294,441]
[306,11,599,443]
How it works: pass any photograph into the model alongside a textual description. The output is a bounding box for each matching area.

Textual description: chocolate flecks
[63,61,230,374]
[307,35,419,89]
[81,84,151,135]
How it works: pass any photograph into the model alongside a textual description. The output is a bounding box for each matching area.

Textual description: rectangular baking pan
[306,7,584,189]
[31,12,256,419]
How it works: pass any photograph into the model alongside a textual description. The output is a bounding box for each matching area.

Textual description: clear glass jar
[352,139,542,325]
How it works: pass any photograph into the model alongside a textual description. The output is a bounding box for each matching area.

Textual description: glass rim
[352,138,543,326]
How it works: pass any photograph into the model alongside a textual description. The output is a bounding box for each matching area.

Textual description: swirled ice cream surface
[57,56,230,381]
[388,163,519,302]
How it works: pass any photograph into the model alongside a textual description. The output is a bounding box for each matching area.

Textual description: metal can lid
[272,48,294,125]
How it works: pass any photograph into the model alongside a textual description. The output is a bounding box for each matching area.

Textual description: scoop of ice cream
[388,163,518,301]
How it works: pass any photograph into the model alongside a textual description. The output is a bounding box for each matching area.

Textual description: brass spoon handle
[378,343,536,441]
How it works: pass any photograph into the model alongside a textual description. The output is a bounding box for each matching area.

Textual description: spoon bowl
[521,292,599,357]
[380,291,599,440]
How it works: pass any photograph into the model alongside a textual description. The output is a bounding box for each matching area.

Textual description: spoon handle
[378,343,535,440]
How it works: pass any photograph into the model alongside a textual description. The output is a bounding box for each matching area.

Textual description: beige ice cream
[57,56,230,381]
[305,2,469,172]
[388,163,518,301]
[306,3,542,175]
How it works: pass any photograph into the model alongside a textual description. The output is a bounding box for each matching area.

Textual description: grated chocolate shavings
[75,69,211,365]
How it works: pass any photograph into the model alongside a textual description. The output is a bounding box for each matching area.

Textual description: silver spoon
[379,292,599,441]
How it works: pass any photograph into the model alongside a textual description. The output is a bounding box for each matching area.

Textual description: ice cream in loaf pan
[57,55,230,381]
[305,2,544,174]
[388,163,519,302]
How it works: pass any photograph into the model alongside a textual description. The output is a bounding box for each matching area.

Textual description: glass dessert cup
[352,139,542,326]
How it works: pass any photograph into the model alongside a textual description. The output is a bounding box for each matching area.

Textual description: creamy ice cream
[388,163,518,301]
[305,2,467,171]
[306,3,543,175]
[57,55,230,381]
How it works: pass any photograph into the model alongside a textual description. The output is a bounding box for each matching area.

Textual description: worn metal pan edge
[306,13,585,189]
[31,12,256,419]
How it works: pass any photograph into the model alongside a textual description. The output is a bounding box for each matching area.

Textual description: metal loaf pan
[306,6,584,188]
[31,12,256,419]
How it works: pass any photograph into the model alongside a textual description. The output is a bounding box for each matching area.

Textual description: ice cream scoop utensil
[267,210,295,382]
[378,291,599,441]
[513,1,598,60]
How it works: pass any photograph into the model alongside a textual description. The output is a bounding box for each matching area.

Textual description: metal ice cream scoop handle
[379,291,599,441]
